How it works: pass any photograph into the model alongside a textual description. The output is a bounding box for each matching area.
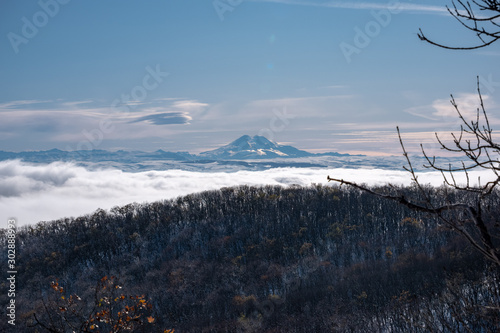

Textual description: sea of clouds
[0,159,495,227]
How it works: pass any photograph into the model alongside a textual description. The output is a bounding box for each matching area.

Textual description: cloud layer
[1,160,495,227]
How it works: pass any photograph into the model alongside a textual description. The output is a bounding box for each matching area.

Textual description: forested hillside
[1,184,499,332]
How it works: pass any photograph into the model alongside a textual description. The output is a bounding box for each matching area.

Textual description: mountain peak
[234,134,251,141]
[228,135,277,151]
[252,135,276,147]
[199,135,310,159]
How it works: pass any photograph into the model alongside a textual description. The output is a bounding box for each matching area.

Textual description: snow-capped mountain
[1,135,443,172]
[198,135,312,159]
[0,135,351,164]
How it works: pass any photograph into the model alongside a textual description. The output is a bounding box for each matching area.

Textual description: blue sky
[1,0,499,155]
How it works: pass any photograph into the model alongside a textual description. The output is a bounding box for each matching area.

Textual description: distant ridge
[0,135,352,163]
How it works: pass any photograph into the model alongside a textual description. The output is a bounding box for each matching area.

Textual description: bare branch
[418,0,500,49]
[328,77,500,266]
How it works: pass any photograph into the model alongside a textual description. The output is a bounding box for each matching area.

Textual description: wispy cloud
[404,93,499,125]
[0,100,54,110]
[171,100,209,112]
[247,0,448,14]
[0,98,208,148]
[239,95,356,119]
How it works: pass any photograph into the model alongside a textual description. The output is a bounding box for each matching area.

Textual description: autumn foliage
[31,276,173,333]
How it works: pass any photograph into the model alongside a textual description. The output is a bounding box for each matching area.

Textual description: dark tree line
[1,184,499,332]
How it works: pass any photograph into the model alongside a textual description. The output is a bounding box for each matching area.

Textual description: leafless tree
[328,78,500,267]
[418,0,500,49]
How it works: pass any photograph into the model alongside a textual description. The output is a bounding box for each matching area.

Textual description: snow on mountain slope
[198,135,312,159]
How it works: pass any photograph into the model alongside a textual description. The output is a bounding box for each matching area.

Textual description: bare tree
[418,0,500,49]
[328,78,500,266]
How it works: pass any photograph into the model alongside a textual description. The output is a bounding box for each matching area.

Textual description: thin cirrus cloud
[205,95,357,123]
[0,99,56,110]
[1,160,496,228]
[247,0,448,14]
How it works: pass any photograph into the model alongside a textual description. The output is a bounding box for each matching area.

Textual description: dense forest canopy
[1,184,499,332]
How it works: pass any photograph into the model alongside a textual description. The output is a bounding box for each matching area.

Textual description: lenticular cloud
[0,160,493,227]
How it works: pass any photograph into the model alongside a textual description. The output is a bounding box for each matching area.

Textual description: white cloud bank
[0,160,495,227]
